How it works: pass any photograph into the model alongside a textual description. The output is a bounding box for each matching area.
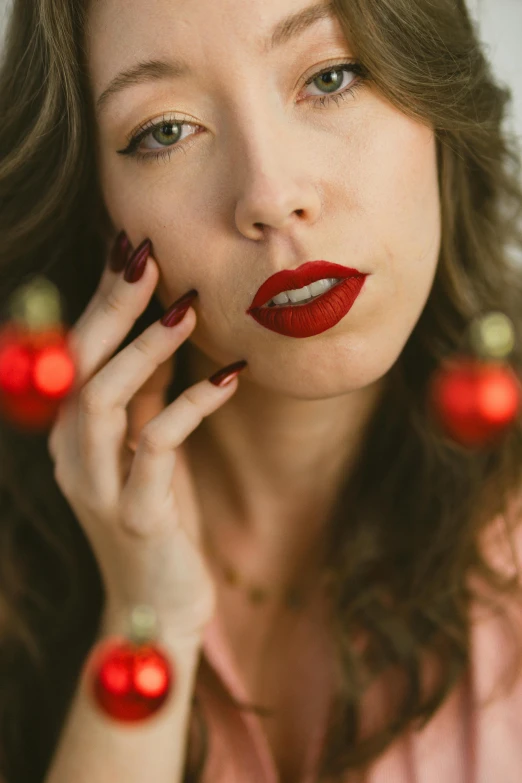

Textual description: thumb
[125,355,175,452]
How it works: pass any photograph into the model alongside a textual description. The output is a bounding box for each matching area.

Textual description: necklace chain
[219,558,310,611]
[206,536,336,612]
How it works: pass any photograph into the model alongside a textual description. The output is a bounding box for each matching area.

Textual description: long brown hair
[1,0,522,781]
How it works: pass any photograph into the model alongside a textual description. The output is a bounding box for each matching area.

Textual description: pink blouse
[193,504,522,783]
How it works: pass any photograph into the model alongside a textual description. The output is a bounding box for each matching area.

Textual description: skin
[85,0,441,608]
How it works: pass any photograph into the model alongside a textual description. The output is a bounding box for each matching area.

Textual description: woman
[1,0,522,781]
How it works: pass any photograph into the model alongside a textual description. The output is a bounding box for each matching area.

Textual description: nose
[233,123,322,240]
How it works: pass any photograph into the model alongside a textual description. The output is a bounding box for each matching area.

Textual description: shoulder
[467,488,522,703]
[477,488,522,584]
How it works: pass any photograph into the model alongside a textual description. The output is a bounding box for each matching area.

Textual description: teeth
[267,278,340,307]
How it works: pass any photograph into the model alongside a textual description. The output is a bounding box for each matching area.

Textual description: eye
[117,59,369,164]
[303,61,368,108]
[117,116,201,165]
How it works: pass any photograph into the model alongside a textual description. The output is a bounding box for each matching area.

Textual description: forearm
[44,613,203,783]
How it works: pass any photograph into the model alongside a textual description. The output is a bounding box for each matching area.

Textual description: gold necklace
[220,558,309,611]
[204,533,335,612]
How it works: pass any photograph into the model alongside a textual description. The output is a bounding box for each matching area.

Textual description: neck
[184,345,386,586]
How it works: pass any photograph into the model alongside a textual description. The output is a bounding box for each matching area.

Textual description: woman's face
[86,0,441,399]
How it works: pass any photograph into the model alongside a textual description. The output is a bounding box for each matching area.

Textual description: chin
[243,344,401,401]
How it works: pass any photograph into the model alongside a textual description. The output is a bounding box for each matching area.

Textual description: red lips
[247,261,364,310]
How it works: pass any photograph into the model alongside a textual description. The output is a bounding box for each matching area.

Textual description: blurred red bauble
[0,323,76,430]
[90,637,174,722]
[429,356,521,448]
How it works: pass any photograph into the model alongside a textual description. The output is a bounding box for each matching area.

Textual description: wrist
[98,603,204,652]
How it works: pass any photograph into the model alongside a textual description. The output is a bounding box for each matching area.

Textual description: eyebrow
[95,1,336,116]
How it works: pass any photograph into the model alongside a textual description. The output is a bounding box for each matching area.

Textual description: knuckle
[79,380,106,415]
[118,492,149,535]
[181,388,204,425]
[132,331,155,359]
[119,519,149,540]
[139,423,165,455]
[103,288,126,317]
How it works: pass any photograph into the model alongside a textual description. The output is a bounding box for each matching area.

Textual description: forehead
[85,0,341,79]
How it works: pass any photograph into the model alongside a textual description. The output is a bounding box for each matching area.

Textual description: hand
[47,236,246,641]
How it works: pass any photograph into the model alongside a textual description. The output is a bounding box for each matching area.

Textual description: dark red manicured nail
[124,238,152,283]
[209,360,248,387]
[110,230,132,272]
[160,289,199,327]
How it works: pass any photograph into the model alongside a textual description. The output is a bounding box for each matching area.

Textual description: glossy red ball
[90,639,174,722]
[429,357,521,447]
[0,323,75,430]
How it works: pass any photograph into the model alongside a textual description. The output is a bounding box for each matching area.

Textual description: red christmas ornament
[0,276,76,431]
[90,636,174,722]
[429,355,521,447]
[88,606,175,722]
[0,322,76,430]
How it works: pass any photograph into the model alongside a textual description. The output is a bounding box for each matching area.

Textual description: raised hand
[47,234,247,641]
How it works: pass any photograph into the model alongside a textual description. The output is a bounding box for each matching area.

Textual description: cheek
[364,118,441,292]
[367,118,439,238]
[349,118,441,365]
[97,156,133,237]
[98,161,218,311]
[98,159,198,256]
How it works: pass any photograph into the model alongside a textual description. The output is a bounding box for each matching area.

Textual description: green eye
[150,123,183,147]
[311,68,346,94]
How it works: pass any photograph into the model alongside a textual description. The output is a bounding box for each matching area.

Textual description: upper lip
[247,261,366,310]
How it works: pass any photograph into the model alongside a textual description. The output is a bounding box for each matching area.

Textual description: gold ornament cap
[8,276,62,331]
[126,605,159,645]
[469,312,515,360]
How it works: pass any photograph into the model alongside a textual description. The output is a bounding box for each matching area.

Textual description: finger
[73,232,134,330]
[74,307,197,509]
[47,233,135,463]
[125,355,175,451]
[67,243,160,391]
[121,371,243,536]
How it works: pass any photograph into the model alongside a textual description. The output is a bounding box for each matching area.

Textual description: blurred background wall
[472,0,522,148]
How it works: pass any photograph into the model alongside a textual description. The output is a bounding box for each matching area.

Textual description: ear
[125,354,175,452]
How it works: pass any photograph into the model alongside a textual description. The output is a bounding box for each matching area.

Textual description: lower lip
[247,275,368,338]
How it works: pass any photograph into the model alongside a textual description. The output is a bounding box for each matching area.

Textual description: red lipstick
[246,261,368,338]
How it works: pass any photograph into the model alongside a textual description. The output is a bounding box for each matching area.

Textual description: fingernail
[160,289,199,327]
[110,230,132,272]
[209,360,248,387]
[124,238,152,283]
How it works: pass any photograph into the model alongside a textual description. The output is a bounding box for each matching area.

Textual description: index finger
[66,238,161,392]
[74,231,133,327]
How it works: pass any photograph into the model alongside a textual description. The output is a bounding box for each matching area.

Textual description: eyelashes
[117,60,369,165]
